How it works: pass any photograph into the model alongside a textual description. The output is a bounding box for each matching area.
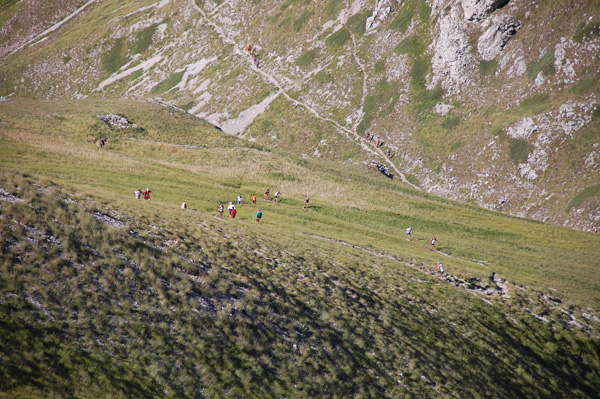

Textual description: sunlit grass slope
[1,98,599,398]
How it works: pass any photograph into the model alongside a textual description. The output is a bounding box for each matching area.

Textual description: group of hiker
[406,226,444,276]
[365,131,391,158]
[217,189,298,223]
[134,188,152,201]
[247,45,261,68]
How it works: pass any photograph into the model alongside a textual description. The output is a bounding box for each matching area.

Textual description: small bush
[592,107,600,121]
[450,140,462,151]
[509,138,533,165]
[527,52,555,80]
[566,185,600,212]
[374,60,385,74]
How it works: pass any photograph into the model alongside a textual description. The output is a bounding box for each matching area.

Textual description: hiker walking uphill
[406,226,412,241]
[264,189,270,201]
[255,209,262,223]
[251,193,257,205]
[218,204,224,218]
[437,262,444,276]
[430,236,437,251]
[303,196,310,209]
[227,202,236,216]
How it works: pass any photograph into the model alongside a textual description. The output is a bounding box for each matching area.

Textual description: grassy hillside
[1,98,599,398]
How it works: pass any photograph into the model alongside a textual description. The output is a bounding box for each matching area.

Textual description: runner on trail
[218,204,224,217]
[255,209,262,223]
[135,189,142,199]
[303,196,310,209]
[430,236,436,250]
[237,195,243,205]
[274,191,281,203]
[227,202,235,215]
[144,188,151,201]
[437,262,444,276]
[264,189,270,200]
[99,138,106,149]
[251,193,257,205]
[386,149,391,159]
[406,226,412,241]
[231,207,237,218]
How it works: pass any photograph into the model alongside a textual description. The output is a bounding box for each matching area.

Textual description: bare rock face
[429,6,475,93]
[477,15,521,60]
[462,0,510,22]
[507,117,537,139]
[366,0,397,32]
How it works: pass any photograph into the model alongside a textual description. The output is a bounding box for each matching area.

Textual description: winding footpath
[190,0,419,190]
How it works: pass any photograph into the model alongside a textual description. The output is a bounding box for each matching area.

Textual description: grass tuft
[509,138,533,165]
[527,52,555,80]
[566,184,600,212]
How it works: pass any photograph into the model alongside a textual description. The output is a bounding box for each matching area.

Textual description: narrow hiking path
[191,0,419,190]
[2,0,99,61]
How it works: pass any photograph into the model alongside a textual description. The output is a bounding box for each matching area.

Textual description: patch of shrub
[450,140,462,151]
[573,20,600,43]
[326,28,350,48]
[566,185,600,212]
[102,37,128,75]
[479,59,498,76]
[151,71,184,94]
[293,11,313,32]
[592,107,600,121]
[520,93,550,115]
[389,9,413,33]
[509,138,533,165]
[295,49,318,68]
[132,24,158,55]
[347,9,370,35]
[527,52,555,80]
[442,117,460,130]
[568,78,598,95]
[394,35,425,56]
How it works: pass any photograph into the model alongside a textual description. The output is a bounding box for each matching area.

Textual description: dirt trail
[191,0,418,189]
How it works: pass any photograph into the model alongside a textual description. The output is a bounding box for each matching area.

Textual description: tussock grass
[479,59,498,76]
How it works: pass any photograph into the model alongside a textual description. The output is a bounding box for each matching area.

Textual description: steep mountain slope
[1,0,599,229]
[1,98,599,398]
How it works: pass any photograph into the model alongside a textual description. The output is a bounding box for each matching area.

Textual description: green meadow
[1,98,599,398]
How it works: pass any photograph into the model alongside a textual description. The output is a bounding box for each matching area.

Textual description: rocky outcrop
[462,0,510,22]
[97,114,140,129]
[429,6,475,93]
[477,15,521,60]
[366,0,397,32]
[507,117,537,139]
[433,103,455,116]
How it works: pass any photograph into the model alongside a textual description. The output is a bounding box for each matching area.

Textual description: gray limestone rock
[462,0,510,22]
[507,117,537,139]
[477,15,521,60]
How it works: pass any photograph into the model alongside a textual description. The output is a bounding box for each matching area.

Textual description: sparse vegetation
[102,37,128,75]
[573,20,600,43]
[151,71,185,94]
[325,28,350,48]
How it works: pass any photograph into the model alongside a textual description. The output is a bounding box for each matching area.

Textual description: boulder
[477,15,521,60]
[462,0,510,22]
[97,114,139,129]
[507,117,537,140]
